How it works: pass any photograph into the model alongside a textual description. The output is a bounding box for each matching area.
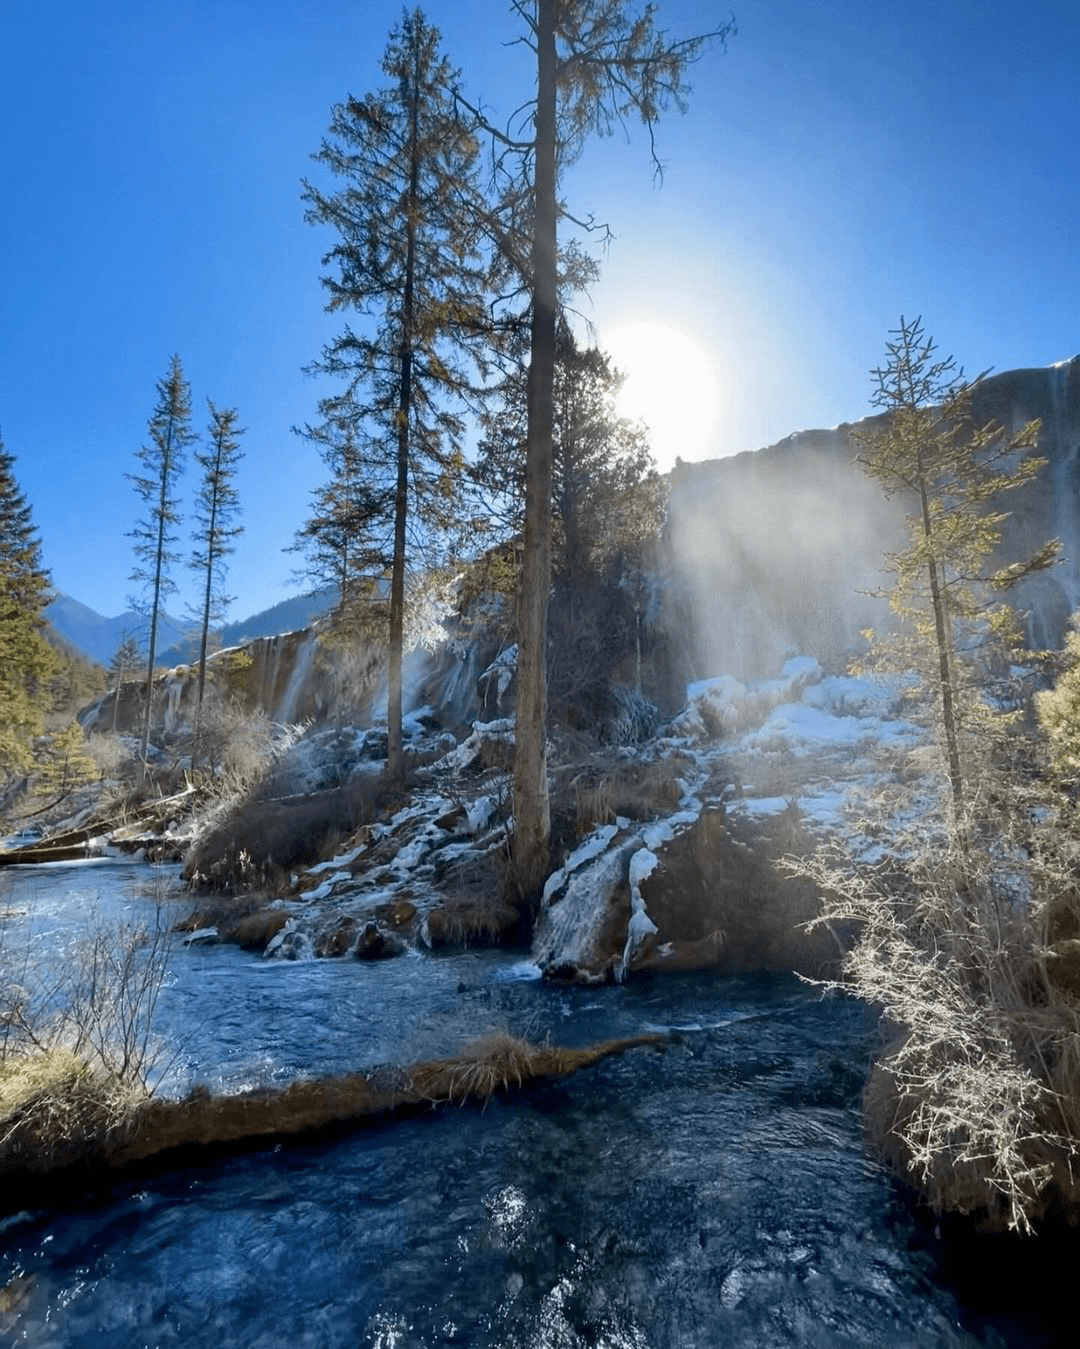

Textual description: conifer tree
[33,720,96,804]
[0,433,57,778]
[789,329,1066,1230]
[108,633,143,732]
[470,0,733,896]
[301,8,490,782]
[128,355,195,765]
[189,400,245,766]
[855,316,1058,822]
[290,421,391,629]
[477,319,657,583]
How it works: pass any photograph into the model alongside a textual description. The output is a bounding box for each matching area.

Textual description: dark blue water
[0,863,1071,1347]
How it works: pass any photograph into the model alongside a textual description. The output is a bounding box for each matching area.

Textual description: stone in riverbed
[354,922,406,960]
[313,915,359,958]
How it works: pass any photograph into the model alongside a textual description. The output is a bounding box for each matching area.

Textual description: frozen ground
[245,656,923,972]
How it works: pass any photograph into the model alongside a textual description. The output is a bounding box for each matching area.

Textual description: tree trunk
[513,0,557,900]
[192,463,221,774]
[919,474,964,820]
[387,52,422,786]
[139,418,175,770]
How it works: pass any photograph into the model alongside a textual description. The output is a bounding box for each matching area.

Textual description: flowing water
[0,862,1074,1347]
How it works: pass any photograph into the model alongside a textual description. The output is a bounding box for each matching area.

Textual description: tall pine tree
[128,355,195,765]
[301,8,491,782]
[0,432,57,779]
[856,316,1058,823]
[469,0,733,896]
[189,400,244,767]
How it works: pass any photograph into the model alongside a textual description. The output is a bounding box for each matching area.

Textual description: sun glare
[603,322,719,472]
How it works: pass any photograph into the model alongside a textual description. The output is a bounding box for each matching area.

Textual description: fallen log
[0,787,199,866]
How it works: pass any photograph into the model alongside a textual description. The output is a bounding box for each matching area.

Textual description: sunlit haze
[1,0,1076,619]
[603,323,719,473]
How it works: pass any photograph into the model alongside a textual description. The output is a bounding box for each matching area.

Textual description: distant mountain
[45,595,187,668]
[155,589,336,666]
[46,589,336,669]
[219,588,336,647]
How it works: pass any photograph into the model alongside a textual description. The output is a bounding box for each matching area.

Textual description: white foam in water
[497,961,543,982]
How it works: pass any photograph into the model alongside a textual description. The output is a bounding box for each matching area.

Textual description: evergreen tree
[786,329,1066,1231]
[128,355,195,765]
[45,630,107,720]
[477,320,662,722]
[108,633,143,732]
[855,316,1058,822]
[0,433,57,777]
[471,0,732,896]
[477,319,657,582]
[301,8,491,781]
[289,420,391,630]
[1036,617,1080,786]
[33,720,96,804]
[189,400,245,766]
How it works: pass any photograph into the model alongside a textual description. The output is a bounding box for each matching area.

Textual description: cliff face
[81,627,383,740]
[662,357,1080,685]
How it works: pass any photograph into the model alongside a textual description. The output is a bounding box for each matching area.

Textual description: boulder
[313,916,359,958]
[354,922,406,960]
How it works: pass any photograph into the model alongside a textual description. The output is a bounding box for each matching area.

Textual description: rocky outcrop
[81,625,383,740]
[529,805,839,985]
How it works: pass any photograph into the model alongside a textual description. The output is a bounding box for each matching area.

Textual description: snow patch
[542,823,621,903]
[617,847,660,981]
[438,719,515,772]
[479,645,518,707]
[304,870,354,902]
[466,795,496,834]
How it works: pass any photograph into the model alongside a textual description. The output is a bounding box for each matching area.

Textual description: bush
[1,906,173,1164]
[794,797,1080,1234]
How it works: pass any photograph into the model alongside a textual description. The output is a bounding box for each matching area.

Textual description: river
[0,860,1073,1347]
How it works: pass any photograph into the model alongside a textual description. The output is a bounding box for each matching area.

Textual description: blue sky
[1,0,1077,622]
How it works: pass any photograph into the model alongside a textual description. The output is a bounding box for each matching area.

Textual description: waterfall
[530,823,629,976]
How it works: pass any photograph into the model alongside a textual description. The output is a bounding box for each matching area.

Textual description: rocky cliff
[81,626,382,742]
[662,356,1080,686]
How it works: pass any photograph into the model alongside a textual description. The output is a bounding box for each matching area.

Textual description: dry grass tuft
[409,1032,536,1103]
[405,1032,667,1105]
[559,752,694,837]
[0,1048,143,1171]
[184,774,406,893]
[1,902,174,1176]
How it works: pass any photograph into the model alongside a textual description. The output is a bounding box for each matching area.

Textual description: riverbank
[0,1032,666,1213]
[3,957,1073,1348]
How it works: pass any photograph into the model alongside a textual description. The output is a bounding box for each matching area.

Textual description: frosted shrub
[795,799,1080,1234]
[1,902,174,1160]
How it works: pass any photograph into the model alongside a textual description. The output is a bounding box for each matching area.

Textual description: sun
[603,322,719,472]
